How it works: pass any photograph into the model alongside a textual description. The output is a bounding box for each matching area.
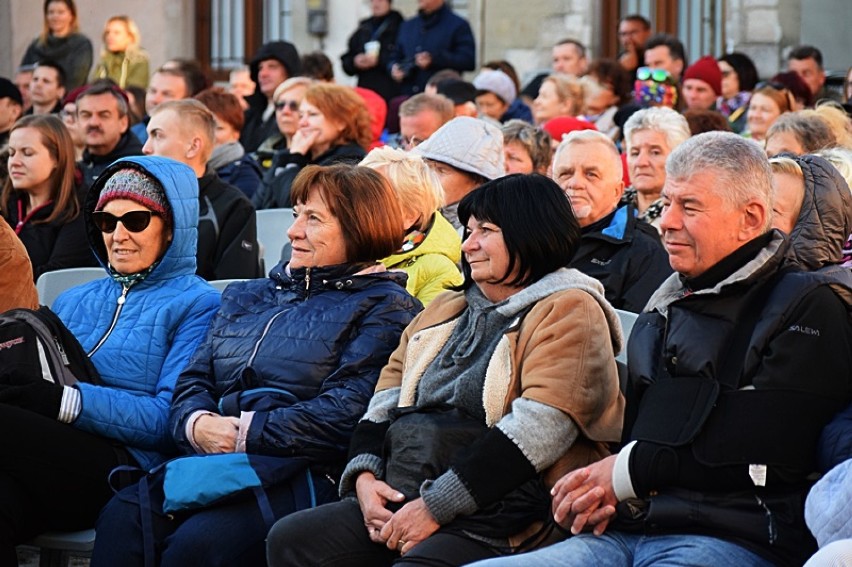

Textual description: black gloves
[0,382,65,419]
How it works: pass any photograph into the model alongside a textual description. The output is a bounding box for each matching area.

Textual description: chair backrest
[256,208,294,275]
[208,279,246,293]
[614,308,639,365]
[35,267,104,308]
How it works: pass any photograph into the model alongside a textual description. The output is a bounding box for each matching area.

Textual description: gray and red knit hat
[96,168,169,217]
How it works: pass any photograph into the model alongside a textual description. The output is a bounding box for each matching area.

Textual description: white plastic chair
[35,267,104,308]
[614,308,639,365]
[256,208,294,275]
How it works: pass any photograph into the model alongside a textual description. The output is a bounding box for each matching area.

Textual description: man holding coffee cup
[341,0,404,104]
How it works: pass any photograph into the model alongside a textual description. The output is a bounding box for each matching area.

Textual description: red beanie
[683,55,723,96]
[542,117,597,143]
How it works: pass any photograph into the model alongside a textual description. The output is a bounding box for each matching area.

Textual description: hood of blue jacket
[85,155,200,282]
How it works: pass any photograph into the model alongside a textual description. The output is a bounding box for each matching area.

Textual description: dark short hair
[645,34,686,63]
[77,80,130,117]
[555,39,586,58]
[620,14,651,29]
[35,59,67,89]
[300,52,335,82]
[290,164,403,263]
[788,45,824,69]
[160,59,209,95]
[719,52,759,92]
[457,174,580,289]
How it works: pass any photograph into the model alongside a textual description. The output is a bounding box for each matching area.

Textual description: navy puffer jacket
[170,262,421,473]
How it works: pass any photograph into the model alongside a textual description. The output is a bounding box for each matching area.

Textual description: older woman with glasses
[253,76,313,172]
[0,156,220,562]
[253,83,372,209]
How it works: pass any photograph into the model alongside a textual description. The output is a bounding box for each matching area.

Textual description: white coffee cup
[364,41,381,58]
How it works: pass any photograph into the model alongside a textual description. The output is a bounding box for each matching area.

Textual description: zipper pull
[305,267,311,292]
[118,285,129,305]
[54,338,70,365]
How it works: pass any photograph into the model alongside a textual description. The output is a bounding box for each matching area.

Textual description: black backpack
[0,306,101,386]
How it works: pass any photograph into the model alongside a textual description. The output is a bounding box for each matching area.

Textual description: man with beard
[77,82,143,187]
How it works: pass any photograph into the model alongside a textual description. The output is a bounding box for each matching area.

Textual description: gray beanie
[414,116,505,180]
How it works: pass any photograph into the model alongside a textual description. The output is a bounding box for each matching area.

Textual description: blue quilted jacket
[53,156,221,471]
[169,262,421,474]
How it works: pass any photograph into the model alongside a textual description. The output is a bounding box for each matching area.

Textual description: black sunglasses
[274,99,300,112]
[91,210,158,233]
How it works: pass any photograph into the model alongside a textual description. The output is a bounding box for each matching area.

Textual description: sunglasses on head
[274,99,300,112]
[91,210,158,233]
[636,67,673,83]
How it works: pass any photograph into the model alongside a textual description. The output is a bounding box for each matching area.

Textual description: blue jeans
[468,531,776,567]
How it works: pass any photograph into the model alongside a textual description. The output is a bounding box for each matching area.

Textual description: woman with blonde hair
[745,84,795,142]
[532,74,585,125]
[253,83,372,209]
[361,146,463,305]
[91,15,150,89]
[20,0,93,89]
[1,114,95,278]
[253,76,314,171]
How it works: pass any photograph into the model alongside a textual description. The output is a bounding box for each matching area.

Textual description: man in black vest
[477,131,852,567]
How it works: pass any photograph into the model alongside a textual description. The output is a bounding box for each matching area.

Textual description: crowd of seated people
[2,3,852,566]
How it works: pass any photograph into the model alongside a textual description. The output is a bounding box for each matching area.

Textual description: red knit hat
[541,117,597,144]
[683,55,723,96]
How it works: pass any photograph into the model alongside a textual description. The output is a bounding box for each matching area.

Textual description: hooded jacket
[53,156,221,471]
[785,154,852,271]
[241,41,301,153]
[381,211,462,305]
[342,269,624,532]
[169,262,421,477]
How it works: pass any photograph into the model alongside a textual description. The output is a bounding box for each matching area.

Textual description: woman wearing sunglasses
[252,76,313,173]
[91,164,420,565]
[0,156,220,561]
[1,114,98,279]
[252,83,372,210]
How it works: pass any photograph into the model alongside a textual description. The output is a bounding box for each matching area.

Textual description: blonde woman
[91,15,150,89]
[532,74,585,125]
[361,146,463,305]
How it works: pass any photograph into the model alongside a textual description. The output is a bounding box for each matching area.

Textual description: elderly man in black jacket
[143,99,261,281]
[474,131,852,567]
[551,130,671,313]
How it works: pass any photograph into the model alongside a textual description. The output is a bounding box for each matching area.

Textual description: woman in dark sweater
[20,0,93,90]
[1,114,96,279]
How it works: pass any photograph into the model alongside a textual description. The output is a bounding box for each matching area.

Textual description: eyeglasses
[755,81,788,92]
[59,109,76,122]
[91,210,159,233]
[274,99,300,112]
[636,67,673,83]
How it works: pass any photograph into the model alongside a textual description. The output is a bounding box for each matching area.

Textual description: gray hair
[666,131,772,229]
[501,119,553,173]
[623,106,691,154]
[553,129,622,179]
[766,112,835,155]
